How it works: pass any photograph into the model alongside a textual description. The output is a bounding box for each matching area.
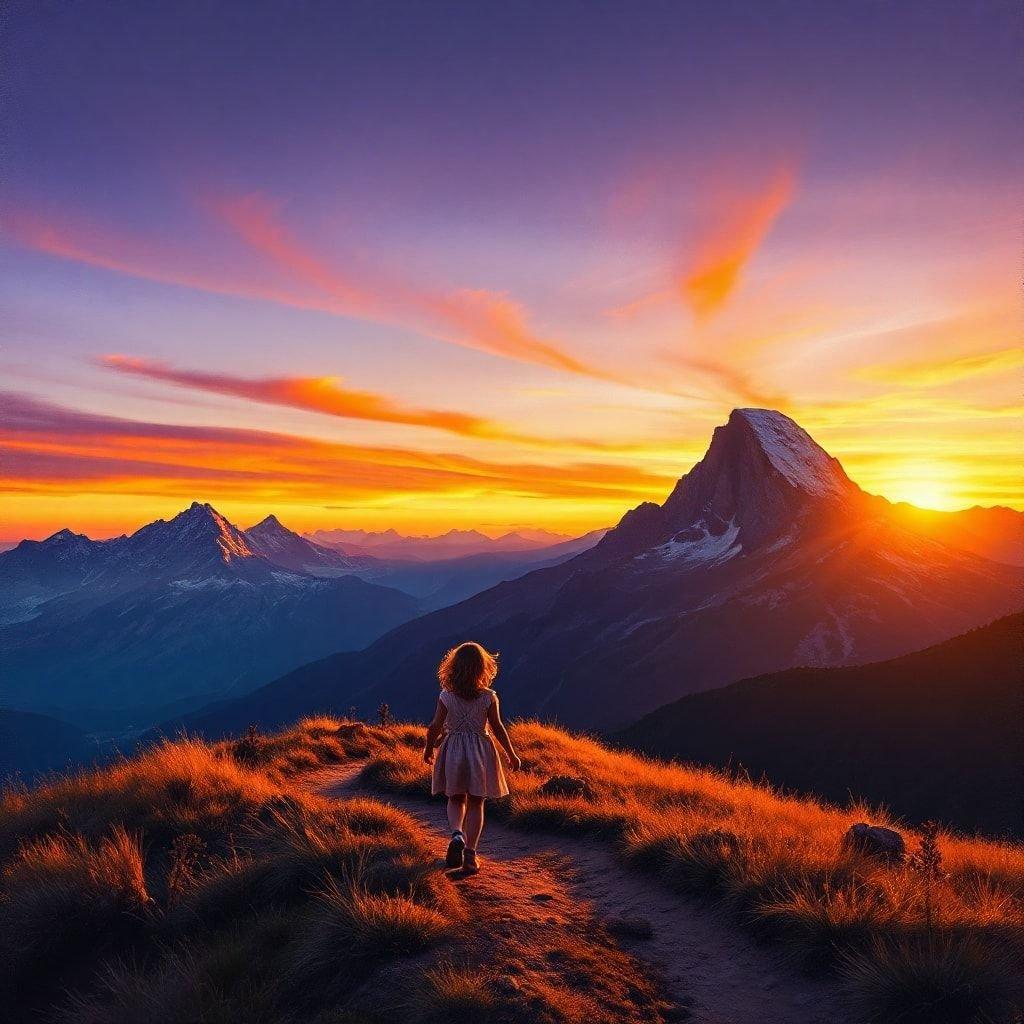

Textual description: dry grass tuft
[0,825,152,999]
[406,963,500,1021]
[841,933,1024,1024]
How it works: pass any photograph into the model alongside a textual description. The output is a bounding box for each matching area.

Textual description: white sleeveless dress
[431,689,509,798]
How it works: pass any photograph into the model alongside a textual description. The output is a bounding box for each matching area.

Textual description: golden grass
[0,719,675,1023]
[360,718,1024,1024]
[407,963,499,1021]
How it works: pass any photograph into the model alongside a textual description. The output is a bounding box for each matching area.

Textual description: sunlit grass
[360,718,1024,1024]
[0,719,673,1023]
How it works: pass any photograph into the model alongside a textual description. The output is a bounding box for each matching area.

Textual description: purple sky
[2,1,1020,537]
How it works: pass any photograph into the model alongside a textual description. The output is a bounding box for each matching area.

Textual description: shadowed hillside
[618,614,1024,838]
[0,710,96,781]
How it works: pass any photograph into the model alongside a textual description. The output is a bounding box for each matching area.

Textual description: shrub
[0,826,151,997]
[841,933,1024,1024]
[166,832,206,905]
[285,876,455,1004]
[405,963,499,1022]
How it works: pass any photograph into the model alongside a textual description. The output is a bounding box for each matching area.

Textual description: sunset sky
[2,1,1020,540]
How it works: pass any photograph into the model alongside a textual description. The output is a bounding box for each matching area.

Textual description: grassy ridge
[365,720,1024,1024]
[0,720,670,1024]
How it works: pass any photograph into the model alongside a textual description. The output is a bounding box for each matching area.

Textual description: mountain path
[312,762,856,1024]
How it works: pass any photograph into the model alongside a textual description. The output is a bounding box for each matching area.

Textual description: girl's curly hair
[438,641,498,700]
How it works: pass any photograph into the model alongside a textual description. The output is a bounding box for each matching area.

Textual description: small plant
[166,833,206,905]
[377,703,392,727]
[347,706,358,722]
[233,724,263,765]
[908,820,946,933]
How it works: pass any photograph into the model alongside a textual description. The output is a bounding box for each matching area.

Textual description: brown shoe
[463,849,480,874]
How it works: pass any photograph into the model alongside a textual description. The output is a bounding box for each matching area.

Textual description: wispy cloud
[3,201,627,388]
[3,195,801,409]
[681,164,796,320]
[857,347,1024,388]
[659,353,791,410]
[208,193,603,376]
[0,391,675,505]
[97,354,656,453]
[100,354,513,440]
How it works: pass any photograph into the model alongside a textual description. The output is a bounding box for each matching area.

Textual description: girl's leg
[464,795,485,851]
[446,794,467,833]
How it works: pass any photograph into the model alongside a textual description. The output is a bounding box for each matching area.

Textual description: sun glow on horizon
[881,463,964,513]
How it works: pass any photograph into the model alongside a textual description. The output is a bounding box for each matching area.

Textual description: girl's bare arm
[487,698,521,770]
[423,698,447,764]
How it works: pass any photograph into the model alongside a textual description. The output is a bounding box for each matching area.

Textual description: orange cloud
[100,354,511,440]
[97,354,654,453]
[660,353,790,410]
[681,164,796,320]
[0,391,674,509]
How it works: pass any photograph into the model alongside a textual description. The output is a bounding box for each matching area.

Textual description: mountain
[247,516,603,608]
[307,525,577,561]
[178,409,1023,737]
[0,528,115,624]
[618,614,1024,837]
[0,708,97,780]
[245,514,379,576]
[890,503,1024,566]
[0,503,420,730]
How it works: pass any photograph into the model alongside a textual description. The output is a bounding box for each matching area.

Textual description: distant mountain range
[245,515,380,576]
[887,502,1024,566]
[0,507,605,734]
[177,408,1023,738]
[367,530,607,609]
[306,526,582,561]
[618,613,1024,837]
[0,503,420,730]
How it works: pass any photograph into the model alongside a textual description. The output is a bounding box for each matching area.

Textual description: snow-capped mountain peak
[597,408,862,560]
[38,528,95,552]
[251,514,283,530]
[171,502,254,562]
[120,502,256,573]
[244,514,360,575]
[246,514,289,545]
[733,409,852,498]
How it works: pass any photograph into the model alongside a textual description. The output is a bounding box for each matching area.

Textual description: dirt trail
[313,763,856,1024]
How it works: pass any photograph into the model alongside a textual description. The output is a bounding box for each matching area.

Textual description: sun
[886,464,961,511]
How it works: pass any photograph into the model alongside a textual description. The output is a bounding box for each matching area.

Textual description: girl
[423,641,521,873]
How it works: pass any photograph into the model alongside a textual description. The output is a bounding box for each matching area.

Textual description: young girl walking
[423,641,521,873]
